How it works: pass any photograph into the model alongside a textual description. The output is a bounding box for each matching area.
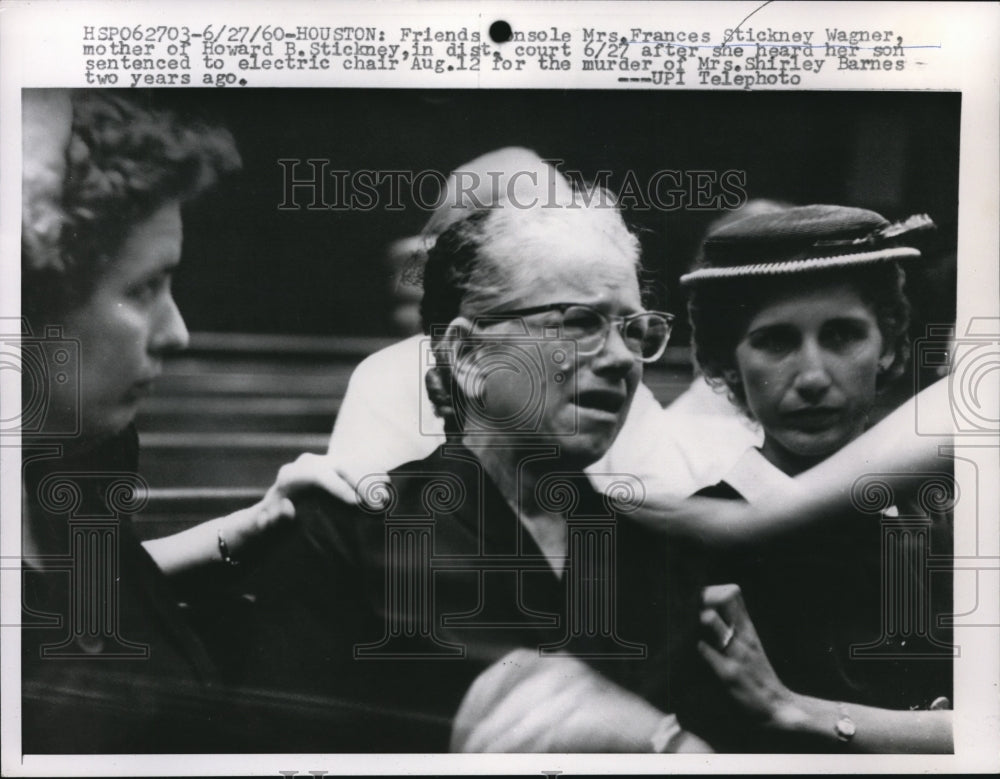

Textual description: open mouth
[575,389,626,415]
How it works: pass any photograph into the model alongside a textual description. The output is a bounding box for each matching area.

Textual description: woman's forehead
[484,217,637,294]
[748,281,874,325]
[490,248,640,308]
[105,202,183,279]
[494,210,633,259]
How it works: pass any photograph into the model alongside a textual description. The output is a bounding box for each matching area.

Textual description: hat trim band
[680,246,921,285]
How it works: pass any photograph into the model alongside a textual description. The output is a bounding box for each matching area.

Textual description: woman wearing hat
[679,204,953,751]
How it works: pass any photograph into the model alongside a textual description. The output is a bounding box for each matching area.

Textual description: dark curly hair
[22,90,241,323]
[687,262,911,414]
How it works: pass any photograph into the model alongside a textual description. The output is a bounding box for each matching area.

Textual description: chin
[559,431,617,469]
[83,404,139,444]
[783,430,853,462]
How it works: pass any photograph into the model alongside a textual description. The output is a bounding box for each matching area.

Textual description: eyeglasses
[477,303,675,363]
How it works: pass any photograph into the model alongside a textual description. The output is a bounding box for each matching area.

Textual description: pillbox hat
[680,204,934,285]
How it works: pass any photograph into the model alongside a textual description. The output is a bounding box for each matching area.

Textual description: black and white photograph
[1,1,998,774]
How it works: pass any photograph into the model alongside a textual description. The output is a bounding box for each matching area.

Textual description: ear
[722,367,742,385]
[877,349,896,375]
[425,365,454,421]
[434,316,475,370]
[425,317,476,422]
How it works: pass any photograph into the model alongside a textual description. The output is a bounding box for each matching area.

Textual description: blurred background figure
[384,234,426,335]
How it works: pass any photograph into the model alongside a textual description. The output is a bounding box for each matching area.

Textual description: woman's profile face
[59,200,190,442]
[734,280,887,469]
[456,216,642,469]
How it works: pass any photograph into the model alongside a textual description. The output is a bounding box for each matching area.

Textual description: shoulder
[386,445,487,509]
[291,486,376,564]
[331,335,441,464]
[338,335,427,418]
[295,446,481,553]
[349,334,425,384]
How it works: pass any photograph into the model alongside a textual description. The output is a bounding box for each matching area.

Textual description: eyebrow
[129,260,180,287]
[745,321,796,337]
[745,313,872,335]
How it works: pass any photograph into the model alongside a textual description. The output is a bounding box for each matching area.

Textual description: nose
[793,338,832,402]
[151,293,190,353]
[591,322,637,376]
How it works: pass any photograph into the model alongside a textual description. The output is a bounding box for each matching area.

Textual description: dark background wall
[145,89,959,342]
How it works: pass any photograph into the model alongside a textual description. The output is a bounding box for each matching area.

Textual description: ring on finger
[720,623,736,651]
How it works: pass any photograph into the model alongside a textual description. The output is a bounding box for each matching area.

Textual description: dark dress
[696,449,953,719]
[240,443,707,752]
[20,426,227,753]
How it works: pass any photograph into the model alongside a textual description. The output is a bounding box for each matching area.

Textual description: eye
[622,313,659,350]
[623,316,649,340]
[127,273,169,305]
[821,319,870,350]
[561,306,603,337]
[746,325,797,356]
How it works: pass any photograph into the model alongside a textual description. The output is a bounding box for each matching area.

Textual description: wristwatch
[834,704,856,743]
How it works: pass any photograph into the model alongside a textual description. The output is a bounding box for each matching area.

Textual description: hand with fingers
[451,648,713,753]
[251,453,390,526]
[696,584,802,732]
[270,451,390,507]
[212,454,352,560]
[146,454,393,577]
[231,452,391,550]
[694,584,955,752]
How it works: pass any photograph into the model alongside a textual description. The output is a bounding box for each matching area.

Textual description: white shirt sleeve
[328,335,443,480]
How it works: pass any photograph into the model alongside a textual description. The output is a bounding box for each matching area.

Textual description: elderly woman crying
[240,182,711,752]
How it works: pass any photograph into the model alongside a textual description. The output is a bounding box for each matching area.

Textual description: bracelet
[649,714,683,753]
[217,528,240,567]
